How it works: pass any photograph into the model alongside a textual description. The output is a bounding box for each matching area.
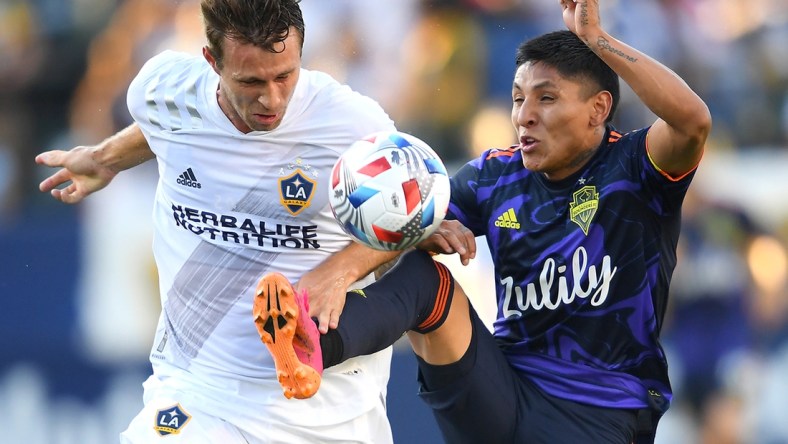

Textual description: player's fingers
[328,310,340,331]
[39,168,72,192]
[461,225,477,259]
[446,235,467,257]
[452,236,472,265]
[418,233,452,254]
[35,150,66,168]
[441,222,476,265]
[59,184,86,205]
[440,224,468,254]
[49,188,63,202]
[316,310,331,334]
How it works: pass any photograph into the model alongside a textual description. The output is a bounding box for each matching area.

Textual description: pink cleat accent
[253,272,323,399]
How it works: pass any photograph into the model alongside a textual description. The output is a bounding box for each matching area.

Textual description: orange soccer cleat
[253,272,323,399]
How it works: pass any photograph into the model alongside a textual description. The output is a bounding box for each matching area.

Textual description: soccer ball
[329,131,451,251]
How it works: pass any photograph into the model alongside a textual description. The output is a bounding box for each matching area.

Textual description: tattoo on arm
[580,2,589,26]
[597,36,638,63]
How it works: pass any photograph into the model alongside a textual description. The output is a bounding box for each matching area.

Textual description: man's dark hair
[202,0,305,68]
[515,30,620,122]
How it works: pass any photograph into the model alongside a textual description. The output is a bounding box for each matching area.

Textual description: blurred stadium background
[1,0,787,443]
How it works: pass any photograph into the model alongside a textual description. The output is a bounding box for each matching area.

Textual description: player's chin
[520,157,542,172]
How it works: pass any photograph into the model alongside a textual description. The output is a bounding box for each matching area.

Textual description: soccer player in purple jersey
[257,0,710,442]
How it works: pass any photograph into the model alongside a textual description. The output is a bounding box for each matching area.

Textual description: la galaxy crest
[569,185,599,235]
[279,167,316,216]
[153,404,192,436]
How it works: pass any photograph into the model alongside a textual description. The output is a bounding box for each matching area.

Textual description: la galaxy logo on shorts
[569,185,599,235]
[279,168,316,216]
[153,404,192,436]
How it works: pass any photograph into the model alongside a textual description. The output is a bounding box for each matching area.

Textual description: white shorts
[119,375,393,444]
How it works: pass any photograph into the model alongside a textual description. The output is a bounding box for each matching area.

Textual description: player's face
[206,31,302,133]
[511,61,604,181]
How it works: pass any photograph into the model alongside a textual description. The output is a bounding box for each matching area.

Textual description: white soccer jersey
[126,50,395,428]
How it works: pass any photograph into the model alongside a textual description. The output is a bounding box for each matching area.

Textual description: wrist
[90,140,124,175]
[577,28,605,48]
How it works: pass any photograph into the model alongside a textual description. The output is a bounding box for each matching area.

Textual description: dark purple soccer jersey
[449,126,695,410]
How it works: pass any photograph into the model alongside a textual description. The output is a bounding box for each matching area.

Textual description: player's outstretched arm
[36,123,154,204]
[561,0,711,177]
[297,242,401,333]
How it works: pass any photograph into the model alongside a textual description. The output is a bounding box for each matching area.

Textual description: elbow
[690,102,713,144]
[696,103,713,140]
[678,102,712,151]
[685,104,712,170]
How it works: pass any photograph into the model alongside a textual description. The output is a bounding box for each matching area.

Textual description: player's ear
[203,46,221,73]
[590,90,613,127]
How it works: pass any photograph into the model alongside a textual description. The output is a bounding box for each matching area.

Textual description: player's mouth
[519,136,539,153]
[254,113,279,125]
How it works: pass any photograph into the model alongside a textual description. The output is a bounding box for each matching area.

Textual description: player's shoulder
[483,146,520,162]
[148,49,196,65]
[604,126,649,151]
[301,69,384,111]
[136,50,204,84]
[454,145,521,181]
[128,50,209,129]
[297,68,394,135]
[475,146,521,172]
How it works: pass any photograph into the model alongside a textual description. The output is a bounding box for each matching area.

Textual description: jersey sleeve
[624,127,695,217]
[345,92,396,137]
[311,73,396,143]
[447,156,486,236]
[126,50,191,132]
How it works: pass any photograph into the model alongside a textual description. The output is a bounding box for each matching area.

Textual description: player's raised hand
[417,220,476,266]
[561,0,602,41]
[36,146,118,204]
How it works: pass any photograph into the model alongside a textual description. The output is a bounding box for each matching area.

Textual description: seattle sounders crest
[569,185,599,235]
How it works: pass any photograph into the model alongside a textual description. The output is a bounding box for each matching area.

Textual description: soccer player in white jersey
[36,1,403,442]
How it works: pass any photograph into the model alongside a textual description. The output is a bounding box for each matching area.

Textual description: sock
[321,250,454,368]
[416,308,479,392]
[319,327,344,370]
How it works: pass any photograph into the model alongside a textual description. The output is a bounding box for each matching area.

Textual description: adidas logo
[495,208,520,229]
[177,168,202,189]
